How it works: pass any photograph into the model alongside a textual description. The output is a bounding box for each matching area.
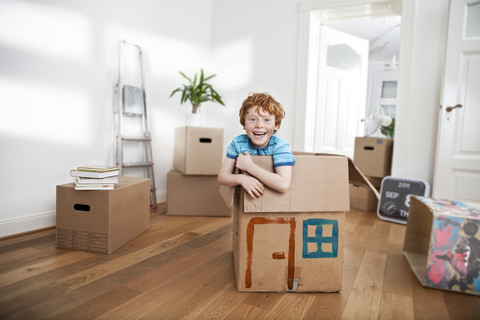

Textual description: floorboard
[0,204,479,319]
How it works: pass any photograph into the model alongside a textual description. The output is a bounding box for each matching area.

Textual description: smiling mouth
[253,132,266,138]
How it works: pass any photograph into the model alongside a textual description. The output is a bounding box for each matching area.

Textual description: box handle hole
[364,146,374,150]
[199,138,212,143]
[73,204,90,212]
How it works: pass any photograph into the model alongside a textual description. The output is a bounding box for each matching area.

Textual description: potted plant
[170,69,225,126]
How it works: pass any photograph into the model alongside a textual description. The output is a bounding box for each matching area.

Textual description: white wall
[392,0,449,185]
[0,0,300,237]
[209,0,299,150]
[0,0,213,237]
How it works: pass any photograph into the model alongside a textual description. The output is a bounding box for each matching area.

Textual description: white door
[433,0,480,208]
[313,26,369,157]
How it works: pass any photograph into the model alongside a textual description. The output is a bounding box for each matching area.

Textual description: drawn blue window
[302,218,338,258]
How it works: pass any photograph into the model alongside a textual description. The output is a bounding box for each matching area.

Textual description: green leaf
[199,69,205,85]
[192,72,198,87]
[204,74,216,81]
[179,71,190,82]
[169,87,181,97]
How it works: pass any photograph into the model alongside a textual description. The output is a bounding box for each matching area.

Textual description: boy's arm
[217,157,265,198]
[236,152,292,193]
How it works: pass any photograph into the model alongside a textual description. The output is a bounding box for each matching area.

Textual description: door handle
[446,104,462,112]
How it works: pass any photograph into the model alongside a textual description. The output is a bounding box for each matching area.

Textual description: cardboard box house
[166,170,231,217]
[354,137,393,178]
[56,176,151,254]
[403,196,480,296]
[220,153,379,292]
[174,126,224,175]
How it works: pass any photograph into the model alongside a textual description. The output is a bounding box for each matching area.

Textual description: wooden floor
[1,204,479,320]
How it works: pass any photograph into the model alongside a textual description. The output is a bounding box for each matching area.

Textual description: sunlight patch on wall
[212,38,253,90]
[0,0,91,61]
[104,23,209,82]
[0,77,89,145]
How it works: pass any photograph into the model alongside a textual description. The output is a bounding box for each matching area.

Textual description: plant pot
[185,112,201,127]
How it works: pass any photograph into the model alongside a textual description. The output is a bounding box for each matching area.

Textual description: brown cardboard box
[349,184,379,212]
[354,137,393,178]
[166,170,231,217]
[220,153,378,292]
[174,126,224,175]
[56,176,150,254]
[403,196,480,296]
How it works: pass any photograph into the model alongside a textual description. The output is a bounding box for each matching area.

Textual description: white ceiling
[326,16,401,63]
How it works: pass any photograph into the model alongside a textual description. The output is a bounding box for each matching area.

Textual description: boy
[217,92,295,198]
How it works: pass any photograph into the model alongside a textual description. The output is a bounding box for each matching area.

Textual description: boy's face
[243,106,279,149]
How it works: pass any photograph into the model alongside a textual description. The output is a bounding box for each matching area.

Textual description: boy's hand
[240,174,264,198]
[236,152,253,172]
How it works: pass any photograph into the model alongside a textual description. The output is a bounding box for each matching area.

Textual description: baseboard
[0,190,167,239]
[0,211,56,238]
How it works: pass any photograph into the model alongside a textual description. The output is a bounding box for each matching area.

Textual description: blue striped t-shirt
[226,134,295,167]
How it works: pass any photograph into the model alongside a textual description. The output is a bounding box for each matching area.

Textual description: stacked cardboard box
[353,137,393,178]
[351,137,393,211]
[167,126,231,217]
[56,176,151,254]
[220,153,379,292]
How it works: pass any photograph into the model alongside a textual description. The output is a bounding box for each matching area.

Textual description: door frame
[294,0,405,153]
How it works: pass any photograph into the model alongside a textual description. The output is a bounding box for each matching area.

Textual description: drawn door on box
[245,218,296,291]
[433,0,480,209]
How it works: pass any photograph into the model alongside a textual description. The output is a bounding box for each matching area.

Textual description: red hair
[239,92,285,127]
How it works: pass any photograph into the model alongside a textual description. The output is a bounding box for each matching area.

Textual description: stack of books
[70,165,120,190]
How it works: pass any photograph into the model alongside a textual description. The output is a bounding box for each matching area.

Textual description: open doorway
[293,0,402,157]
[326,16,401,139]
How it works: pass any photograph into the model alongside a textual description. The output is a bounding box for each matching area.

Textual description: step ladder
[114,40,157,211]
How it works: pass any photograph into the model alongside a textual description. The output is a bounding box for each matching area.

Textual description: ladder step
[122,162,154,168]
[121,136,152,142]
[122,112,144,117]
[114,110,145,118]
